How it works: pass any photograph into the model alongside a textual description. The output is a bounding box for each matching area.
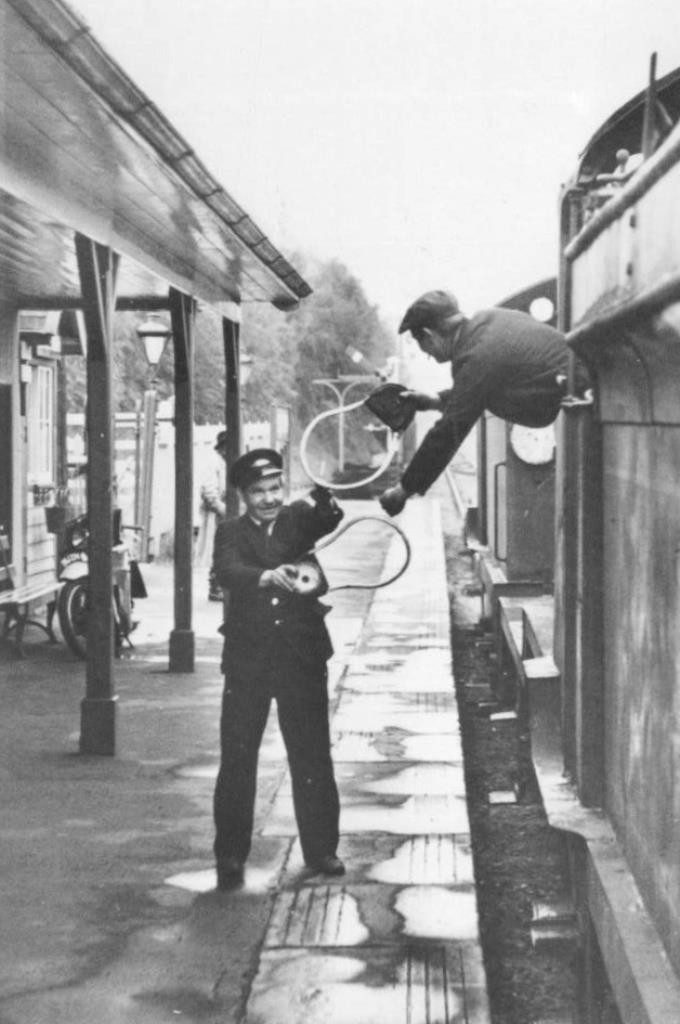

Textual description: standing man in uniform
[198,429,228,601]
[379,290,584,515]
[212,448,345,888]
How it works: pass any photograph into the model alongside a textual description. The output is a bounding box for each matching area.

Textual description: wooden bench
[0,579,61,657]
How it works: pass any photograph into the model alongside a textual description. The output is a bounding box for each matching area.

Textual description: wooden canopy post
[168,288,196,672]
[223,314,241,518]
[74,233,119,755]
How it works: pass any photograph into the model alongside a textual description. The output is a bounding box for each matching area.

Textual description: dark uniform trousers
[212,499,343,866]
[214,645,339,864]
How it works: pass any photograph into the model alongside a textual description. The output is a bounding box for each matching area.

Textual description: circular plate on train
[509,424,556,465]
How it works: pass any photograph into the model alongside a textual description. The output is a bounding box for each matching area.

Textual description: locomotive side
[473,62,680,1024]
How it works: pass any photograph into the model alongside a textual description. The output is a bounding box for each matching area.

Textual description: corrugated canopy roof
[0,0,311,309]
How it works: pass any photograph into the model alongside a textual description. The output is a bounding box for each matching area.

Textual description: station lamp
[135,313,172,560]
[240,350,254,385]
[136,314,172,374]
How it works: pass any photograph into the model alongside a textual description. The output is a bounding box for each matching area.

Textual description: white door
[25,361,57,586]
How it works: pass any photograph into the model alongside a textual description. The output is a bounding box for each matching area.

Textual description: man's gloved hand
[379,484,409,517]
[259,566,298,591]
[310,485,334,507]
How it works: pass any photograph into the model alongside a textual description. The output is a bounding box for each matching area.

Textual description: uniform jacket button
[271,596,279,606]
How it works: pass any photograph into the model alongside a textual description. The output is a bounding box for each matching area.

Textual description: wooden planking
[24,567,57,591]
[3,59,230,301]
[26,549,56,573]
[25,505,56,583]
[1,8,296,306]
[26,539,54,560]
[2,84,224,297]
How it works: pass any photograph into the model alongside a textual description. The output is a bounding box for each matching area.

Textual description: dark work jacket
[213,497,344,676]
[402,308,574,496]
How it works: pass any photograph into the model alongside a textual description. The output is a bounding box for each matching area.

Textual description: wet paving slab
[335,691,458,719]
[281,832,474,887]
[330,730,464,763]
[246,945,489,1024]
[334,760,469,797]
[265,883,480,946]
[333,705,460,734]
[365,835,474,886]
[265,790,472,837]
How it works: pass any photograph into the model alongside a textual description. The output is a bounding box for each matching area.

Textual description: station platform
[0,497,490,1024]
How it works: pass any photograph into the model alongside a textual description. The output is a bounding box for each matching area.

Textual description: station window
[27,363,55,486]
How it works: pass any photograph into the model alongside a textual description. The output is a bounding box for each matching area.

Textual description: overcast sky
[72,0,680,328]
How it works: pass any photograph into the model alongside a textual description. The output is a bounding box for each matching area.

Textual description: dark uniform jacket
[402,307,574,496]
[213,496,344,676]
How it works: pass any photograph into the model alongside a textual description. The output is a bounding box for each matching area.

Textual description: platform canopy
[0,0,312,753]
[0,0,310,310]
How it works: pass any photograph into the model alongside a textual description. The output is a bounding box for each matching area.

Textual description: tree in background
[62,255,394,455]
[240,301,298,421]
[63,309,226,423]
[241,255,393,479]
[287,256,392,425]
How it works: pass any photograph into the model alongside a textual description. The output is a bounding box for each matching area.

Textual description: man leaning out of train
[379,289,590,516]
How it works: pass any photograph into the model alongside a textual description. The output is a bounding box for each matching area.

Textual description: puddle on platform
[248,949,466,1024]
[368,835,474,885]
[332,732,462,763]
[267,887,370,946]
[266,791,469,839]
[135,654,222,665]
[165,863,278,894]
[341,674,452,695]
[346,654,403,671]
[357,764,465,796]
[343,649,453,694]
[334,709,459,736]
[252,980,462,1024]
[395,886,479,941]
[339,794,470,835]
[175,764,218,780]
[165,869,217,893]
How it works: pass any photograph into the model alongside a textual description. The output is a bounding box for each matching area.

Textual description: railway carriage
[473,61,680,1024]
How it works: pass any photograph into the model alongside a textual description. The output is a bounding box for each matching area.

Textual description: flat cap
[398,290,460,334]
[229,448,283,490]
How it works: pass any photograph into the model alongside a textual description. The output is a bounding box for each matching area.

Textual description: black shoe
[306,854,345,877]
[216,856,244,889]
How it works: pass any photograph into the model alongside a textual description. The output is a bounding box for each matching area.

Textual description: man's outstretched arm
[379,368,486,515]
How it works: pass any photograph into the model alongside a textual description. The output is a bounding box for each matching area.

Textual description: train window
[529,296,554,323]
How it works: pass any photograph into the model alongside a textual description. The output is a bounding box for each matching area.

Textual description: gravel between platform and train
[441,504,578,1024]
